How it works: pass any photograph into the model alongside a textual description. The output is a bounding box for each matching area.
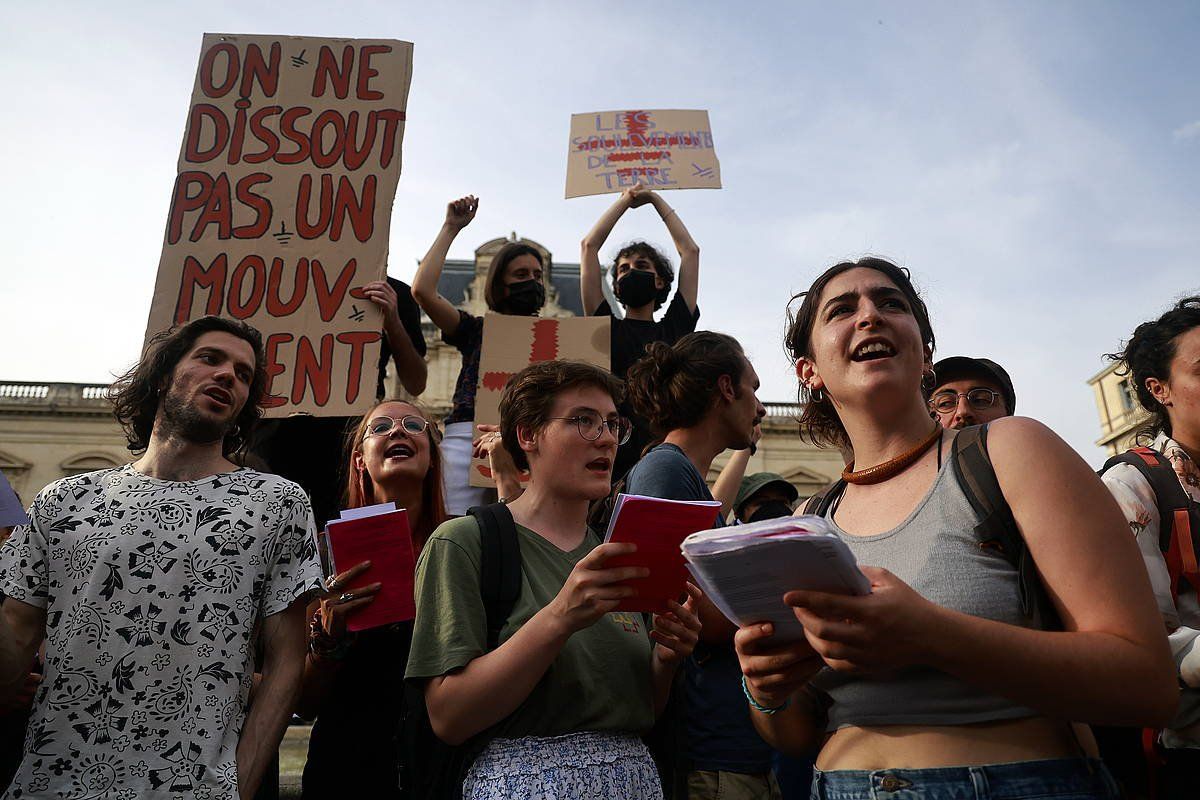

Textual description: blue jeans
[811,758,1119,799]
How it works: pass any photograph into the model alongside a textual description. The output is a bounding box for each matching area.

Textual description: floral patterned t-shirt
[0,464,324,800]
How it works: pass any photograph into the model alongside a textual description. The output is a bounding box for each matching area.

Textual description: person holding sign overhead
[412,196,549,514]
[298,399,447,799]
[581,183,701,481]
[734,258,1176,799]
[406,360,701,799]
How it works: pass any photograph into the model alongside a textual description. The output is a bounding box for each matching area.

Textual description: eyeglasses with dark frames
[546,413,632,445]
[364,415,431,439]
[929,389,1002,414]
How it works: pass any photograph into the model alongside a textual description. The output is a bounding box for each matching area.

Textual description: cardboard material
[145,33,414,417]
[602,493,722,613]
[566,109,721,198]
[469,314,611,488]
[324,503,416,630]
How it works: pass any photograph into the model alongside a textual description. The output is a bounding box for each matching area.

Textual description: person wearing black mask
[581,183,701,481]
[734,473,799,525]
[412,195,548,514]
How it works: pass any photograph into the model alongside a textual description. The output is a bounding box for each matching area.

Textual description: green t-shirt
[405,515,655,737]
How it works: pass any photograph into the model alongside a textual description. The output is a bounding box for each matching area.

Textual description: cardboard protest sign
[470,314,612,488]
[145,33,413,417]
[565,109,721,198]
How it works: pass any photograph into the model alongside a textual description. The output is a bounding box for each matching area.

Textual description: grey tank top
[809,444,1041,730]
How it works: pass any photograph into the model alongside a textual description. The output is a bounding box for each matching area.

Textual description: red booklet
[602,494,722,612]
[324,503,416,631]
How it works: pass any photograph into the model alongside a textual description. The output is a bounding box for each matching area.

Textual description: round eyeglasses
[929,389,1002,414]
[364,415,430,439]
[547,413,633,445]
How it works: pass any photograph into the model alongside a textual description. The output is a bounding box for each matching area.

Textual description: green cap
[735,473,799,516]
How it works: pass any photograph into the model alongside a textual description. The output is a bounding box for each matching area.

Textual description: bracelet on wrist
[308,610,354,662]
[741,674,790,715]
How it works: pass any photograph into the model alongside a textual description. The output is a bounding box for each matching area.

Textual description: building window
[60,453,124,478]
[1118,379,1136,413]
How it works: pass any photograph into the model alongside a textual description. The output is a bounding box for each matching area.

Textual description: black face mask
[615,270,658,309]
[501,279,545,315]
[746,501,794,524]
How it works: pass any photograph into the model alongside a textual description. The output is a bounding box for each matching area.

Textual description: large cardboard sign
[470,314,612,488]
[565,109,721,198]
[145,33,413,416]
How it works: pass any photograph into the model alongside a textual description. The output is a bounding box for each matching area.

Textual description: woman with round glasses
[406,360,701,799]
[928,356,1016,429]
[299,399,448,800]
[732,258,1174,800]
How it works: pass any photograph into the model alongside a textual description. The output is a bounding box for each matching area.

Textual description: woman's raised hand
[651,582,703,667]
[622,183,654,208]
[785,566,939,674]
[319,560,381,640]
[445,195,478,230]
[546,542,648,635]
[734,621,825,710]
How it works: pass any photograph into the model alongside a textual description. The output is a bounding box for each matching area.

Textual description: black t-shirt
[595,291,700,379]
[596,292,700,481]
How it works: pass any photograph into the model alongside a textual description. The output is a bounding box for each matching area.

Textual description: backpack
[804,423,1060,630]
[398,503,522,800]
[1099,446,1200,603]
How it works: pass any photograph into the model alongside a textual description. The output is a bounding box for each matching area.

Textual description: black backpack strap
[803,479,847,516]
[951,423,1060,629]
[1100,448,1191,554]
[469,503,522,650]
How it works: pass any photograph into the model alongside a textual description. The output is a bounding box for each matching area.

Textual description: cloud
[1173,121,1200,141]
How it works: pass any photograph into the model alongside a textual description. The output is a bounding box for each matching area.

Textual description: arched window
[0,450,31,499]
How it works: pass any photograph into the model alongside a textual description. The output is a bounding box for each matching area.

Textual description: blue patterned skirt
[463,730,663,799]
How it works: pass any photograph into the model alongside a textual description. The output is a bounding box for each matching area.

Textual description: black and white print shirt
[0,464,324,800]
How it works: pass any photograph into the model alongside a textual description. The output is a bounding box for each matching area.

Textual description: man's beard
[159,388,233,445]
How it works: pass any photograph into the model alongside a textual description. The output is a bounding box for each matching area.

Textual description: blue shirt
[623,444,774,775]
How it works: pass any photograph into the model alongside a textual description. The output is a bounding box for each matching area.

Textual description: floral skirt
[463,730,662,800]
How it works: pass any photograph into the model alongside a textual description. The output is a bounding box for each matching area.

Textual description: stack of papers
[323,502,416,631]
[602,493,722,612]
[682,515,870,642]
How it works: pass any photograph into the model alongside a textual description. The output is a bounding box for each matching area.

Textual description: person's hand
[361,280,400,325]
[0,672,40,714]
[445,195,478,230]
[651,583,703,668]
[472,424,528,481]
[621,183,654,208]
[319,560,381,640]
[546,543,648,635]
[785,567,939,674]
[751,423,763,447]
[734,622,824,710]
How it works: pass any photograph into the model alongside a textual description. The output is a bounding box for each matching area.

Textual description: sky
[1,1,1197,466]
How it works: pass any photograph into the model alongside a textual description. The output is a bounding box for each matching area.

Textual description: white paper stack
[681,515,871,642]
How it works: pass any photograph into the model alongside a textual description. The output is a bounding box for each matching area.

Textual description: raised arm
[361,280,427,395]
[0,597,44,704]
[710,426,761,521]
[423,542,646,745]
[237,598,308,799]
[646,192,699,313]
[580,189,638,314]
[412,196,478,336]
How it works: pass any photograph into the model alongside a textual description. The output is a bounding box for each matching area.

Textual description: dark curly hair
[498,360,625,472]
[612,241,674,310]
[1105,295,1200,442]
[109,316,267,456]
[784,257,935,450]
[625,331,746,437]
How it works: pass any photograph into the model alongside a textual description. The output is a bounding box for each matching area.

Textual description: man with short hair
[929,356,1016,429]
[0,316,323,800]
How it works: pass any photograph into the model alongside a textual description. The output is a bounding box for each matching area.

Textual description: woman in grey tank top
[732,258,1176,799]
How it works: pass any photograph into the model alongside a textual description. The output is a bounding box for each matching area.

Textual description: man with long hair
[0,316,323,800]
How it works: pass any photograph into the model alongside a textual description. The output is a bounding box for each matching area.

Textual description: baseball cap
[735,473,799,516]
[931,356,1016,414]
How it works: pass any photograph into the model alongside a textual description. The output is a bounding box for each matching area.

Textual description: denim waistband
[812,758,1119,800]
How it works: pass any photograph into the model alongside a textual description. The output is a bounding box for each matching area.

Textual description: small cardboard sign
[469,314,612,488]
[145,33,414,417]
[565,109,721,198]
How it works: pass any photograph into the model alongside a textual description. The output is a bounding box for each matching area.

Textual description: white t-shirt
[0,464,324,799]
